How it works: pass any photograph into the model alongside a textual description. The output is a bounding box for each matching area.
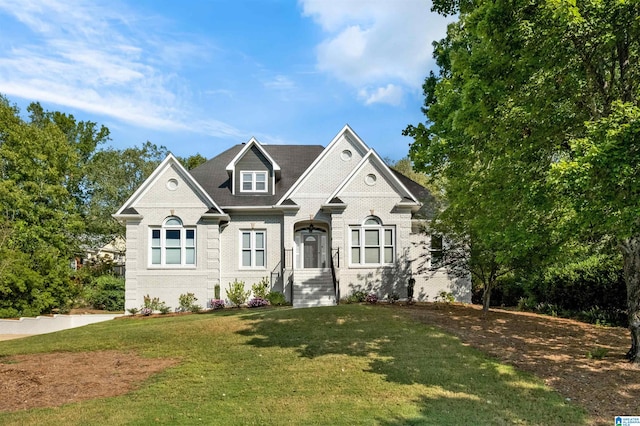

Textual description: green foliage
[586,347,609,360]
[435,291,455,304]
[578,306,627,327]
[265,291,288,306]
[178,293,200,312]
[214,284,220,299]
[86,276,125,311]
[143,294,162,311]
[388,292,400,304]
[526,253,626,313]
[226,280,250,307]
[405,0,640,357]
[251,276,270,299]
[343,290,367,304]
[178,153,207,170]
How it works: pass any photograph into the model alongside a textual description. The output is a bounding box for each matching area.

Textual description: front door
[303,235,319,268]
[295,225,328,269]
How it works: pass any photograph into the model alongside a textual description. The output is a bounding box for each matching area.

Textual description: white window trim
[239,229,267,269]
[149,217,196,268]
[349,218,395,267]
[240,171,268,193]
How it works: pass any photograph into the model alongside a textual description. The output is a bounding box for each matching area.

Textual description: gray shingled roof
[189,143,435,216]
[189,144,324,207]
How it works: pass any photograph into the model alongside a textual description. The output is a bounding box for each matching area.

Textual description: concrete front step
[293,269,336,308]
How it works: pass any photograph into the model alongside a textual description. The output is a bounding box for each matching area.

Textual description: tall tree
[406,0,640,360]
[0,96,83,315]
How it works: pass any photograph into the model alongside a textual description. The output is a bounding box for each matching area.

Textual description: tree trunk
[620,236,640,363]
[482,279,493,318]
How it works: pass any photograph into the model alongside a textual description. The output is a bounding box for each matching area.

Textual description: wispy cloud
[0,0,243,138]
[358,84,404,106]
[300,0,452,105]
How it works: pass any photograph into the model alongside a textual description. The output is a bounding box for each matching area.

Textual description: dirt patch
[397,303,639,426]
[0,351,178,412]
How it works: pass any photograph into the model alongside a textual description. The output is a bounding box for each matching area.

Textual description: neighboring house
[113,125,470,310]
[72,236,126,277]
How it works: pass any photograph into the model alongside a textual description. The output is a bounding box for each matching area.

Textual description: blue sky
[0,0,453,162]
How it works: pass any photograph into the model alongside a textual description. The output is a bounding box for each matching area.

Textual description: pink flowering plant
[247,297,269,308]
[210,299,225,310]
[365,293,378,304]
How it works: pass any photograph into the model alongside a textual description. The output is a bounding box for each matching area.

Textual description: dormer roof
[225,137,281,179]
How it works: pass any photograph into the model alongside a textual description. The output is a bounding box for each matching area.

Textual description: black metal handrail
[330,248,340,303]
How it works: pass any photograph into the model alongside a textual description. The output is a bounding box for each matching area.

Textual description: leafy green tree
[179,153,207,170]
[0,96,83,315]
[406,0,640,360]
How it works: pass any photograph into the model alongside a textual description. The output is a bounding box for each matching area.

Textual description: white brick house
[114,125,470,310]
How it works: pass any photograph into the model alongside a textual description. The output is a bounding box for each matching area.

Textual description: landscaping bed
[399,303,639,425]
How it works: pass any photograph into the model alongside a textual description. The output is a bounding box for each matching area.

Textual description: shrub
[388,292,400,304]
[227,280,250,307]
[435,291,455,304]
[158,303,171,314]
[265,291,288,306]
[178,293,201,312]
[86,276,125,311]
[365,293,378,304]
[586,346,609,360]
[344,290,368,304]
[143,294,161,311]
[214,284,221,299]
[252,277,270,299]
[247,297,269,308]
[140,307,152,316]
[578,306,627,327]
[210,299,225,310]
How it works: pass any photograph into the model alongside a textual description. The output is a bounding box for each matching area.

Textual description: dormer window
[241,171,268,193]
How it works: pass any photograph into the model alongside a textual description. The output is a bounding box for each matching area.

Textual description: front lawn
[0,304,586,425]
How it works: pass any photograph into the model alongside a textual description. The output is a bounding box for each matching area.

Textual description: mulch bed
[395,303,639,426]
[0,351,177,412]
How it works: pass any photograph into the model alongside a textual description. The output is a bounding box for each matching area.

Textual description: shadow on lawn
[237,305,586,424]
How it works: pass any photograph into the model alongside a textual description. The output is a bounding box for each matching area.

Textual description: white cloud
[358,84,404,106]
[300,0,453,103]
[0,0,242,139]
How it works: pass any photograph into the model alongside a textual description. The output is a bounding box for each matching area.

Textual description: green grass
[0,305,587,425]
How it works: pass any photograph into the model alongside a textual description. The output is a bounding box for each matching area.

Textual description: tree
[179,153,207,170]
[0,96,83,315]
[405,0,567,315]
[406,0,640,360]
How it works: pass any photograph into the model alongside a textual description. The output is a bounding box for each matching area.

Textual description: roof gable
[276,124,369,205]
[326,150,420,205]
[225,137,281,177]
[114,153,223,216]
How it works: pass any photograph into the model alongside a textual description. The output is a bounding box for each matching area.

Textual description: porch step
[293,269,336,308]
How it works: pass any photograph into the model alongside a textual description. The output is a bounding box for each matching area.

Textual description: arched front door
[294,223,328,269]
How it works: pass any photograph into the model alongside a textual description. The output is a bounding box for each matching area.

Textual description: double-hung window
[241,230,266,268]
[150,217,196,266]
[350,217,395,265]
[430,235,444,268]
[240,171,267,192]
